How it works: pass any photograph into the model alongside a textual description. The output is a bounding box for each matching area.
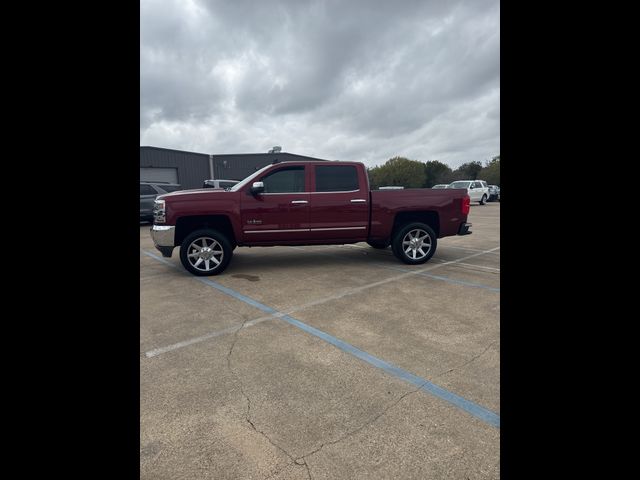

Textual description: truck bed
[370,188,468,238]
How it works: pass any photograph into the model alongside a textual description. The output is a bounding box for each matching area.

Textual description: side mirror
[250,181,264,195]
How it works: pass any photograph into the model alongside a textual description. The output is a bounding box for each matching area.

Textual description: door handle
[291,200,308,204]
[350,199,367,203]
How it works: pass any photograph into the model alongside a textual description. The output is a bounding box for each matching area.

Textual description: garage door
[140,167,178,184]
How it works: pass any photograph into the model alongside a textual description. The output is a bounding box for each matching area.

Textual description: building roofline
[273,160,357,165]
[140,146,332,161]
[140,146,210,156]
[211,152,332,161]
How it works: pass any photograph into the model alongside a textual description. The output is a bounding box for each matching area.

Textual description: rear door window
[315,165,359,192]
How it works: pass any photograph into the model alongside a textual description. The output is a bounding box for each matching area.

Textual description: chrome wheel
[186,237,224,272]
[401,228,432,260]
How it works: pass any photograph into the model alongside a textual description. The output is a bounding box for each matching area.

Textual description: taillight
[461,195,470,215]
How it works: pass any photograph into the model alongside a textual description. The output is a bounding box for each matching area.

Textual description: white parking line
[289,246,499,287]
[145,315,276,358]
[282,246,501,311]
[142,246,500,358]
[450,262,500,273]
[441,245,501,254]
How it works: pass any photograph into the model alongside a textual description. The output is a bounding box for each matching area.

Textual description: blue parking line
[142,249,500,428]
[141,250,277,314]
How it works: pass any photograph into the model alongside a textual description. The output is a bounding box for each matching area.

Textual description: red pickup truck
[150,160,472,276]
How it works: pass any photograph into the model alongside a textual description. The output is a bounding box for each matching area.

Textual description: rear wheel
[391,223,437,265]
[367,240,389,249]
[179,228,233,276]
[480,195,487,205]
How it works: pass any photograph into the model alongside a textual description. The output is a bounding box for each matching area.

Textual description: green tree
[452,161,483,180]
[479,155,500,186]
[367,157,426,189]
[423,160,453,187]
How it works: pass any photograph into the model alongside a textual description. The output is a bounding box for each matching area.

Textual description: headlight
[153,199,166,223]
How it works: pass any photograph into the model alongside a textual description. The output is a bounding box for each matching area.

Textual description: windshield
[229,164,273,192]
[449,181,471,189]
[160,185,182,193]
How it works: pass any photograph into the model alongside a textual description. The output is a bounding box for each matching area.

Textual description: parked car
[203,179,239,190]
[448,180,490,205]
[488,185,500,202]
[431,184,449,189]
[150,160,472,276]
[140,182,182,221]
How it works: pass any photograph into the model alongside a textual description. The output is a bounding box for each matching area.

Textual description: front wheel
[479,195,487,205]
[179,229,233,276]
[391,223,437,265]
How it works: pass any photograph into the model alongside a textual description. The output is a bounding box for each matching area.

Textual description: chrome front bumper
[150,225,175,247]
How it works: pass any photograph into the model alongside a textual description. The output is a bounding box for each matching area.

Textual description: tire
[179,228,233,276]
[391,223,437,265]
[367,240,389,249]
[479,195,487,205]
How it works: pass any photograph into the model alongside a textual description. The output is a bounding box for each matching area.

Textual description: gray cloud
[141,0,499,168]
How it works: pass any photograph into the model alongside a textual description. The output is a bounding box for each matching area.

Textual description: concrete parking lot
[140,202,500,479]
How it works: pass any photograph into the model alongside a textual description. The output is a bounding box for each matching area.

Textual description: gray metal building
[140,146,330,189]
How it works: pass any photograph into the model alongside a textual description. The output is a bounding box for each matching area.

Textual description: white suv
[203,179,239,190]
[448,180,490,205]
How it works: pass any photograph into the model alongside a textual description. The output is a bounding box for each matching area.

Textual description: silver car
[488,185,500,202]
[140,182,182,221]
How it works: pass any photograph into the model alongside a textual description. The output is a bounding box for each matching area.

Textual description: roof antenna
[269,145,282,163]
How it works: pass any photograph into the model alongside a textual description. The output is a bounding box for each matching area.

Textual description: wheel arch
[392,211,440,238]
[174,215,237,247]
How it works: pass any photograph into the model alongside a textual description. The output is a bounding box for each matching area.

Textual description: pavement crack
[225,313,254,426]
[225,315,299,471]
[296,380,431,463]
[261,459,310,480]
[435,341,498,378]
[302,458,312,480]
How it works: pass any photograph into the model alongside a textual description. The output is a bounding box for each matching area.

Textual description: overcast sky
[140,0,499,169]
